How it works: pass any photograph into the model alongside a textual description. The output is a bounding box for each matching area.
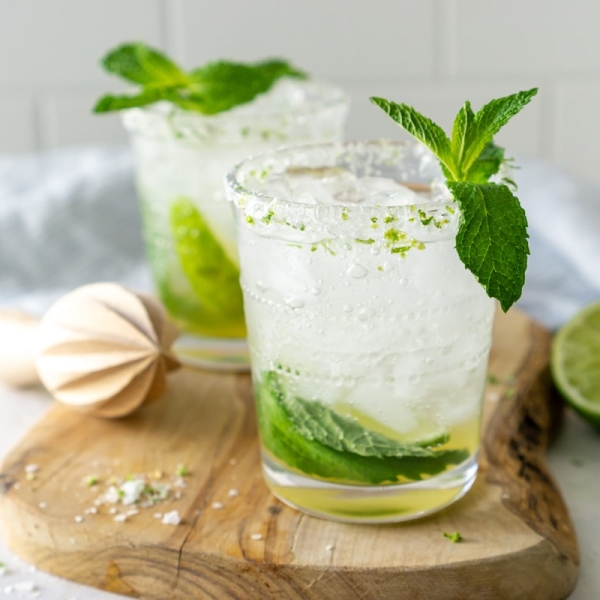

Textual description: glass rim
[121,80,350,132]
[225,139,453,212]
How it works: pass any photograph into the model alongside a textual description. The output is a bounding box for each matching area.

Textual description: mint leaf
[179,59,306,115]
[94,89,167,113]
[451,100,476,171]
[170,198,245,326]
[460,88,538,175]
[102,42,189,87]
[279,387,449,457]
[370,89,537,311]
[448,182,529,311]
[370,97,459,180]
[95,42,307,114]
[466,141,505,183]
[257,372,469,484]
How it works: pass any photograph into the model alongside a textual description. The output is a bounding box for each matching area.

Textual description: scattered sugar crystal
[173,491,182,500]
[84,507,98,515]
[74,516,84,523]
[103,486,120,504]
[38,502,46,509]
[113,514,127,523]
[162,511,181,526]
[153,513,163,519]
[228,489,239,497]
[151,483,170,500]
[250,534,262,541]
[24,464,39,474]
[326,544,335,551]
[108,507,117,515]
[173,477,187,489]
[120,479,146,505]
[126,509,139,517]
[212,502,224,510]
[488,391,501,403]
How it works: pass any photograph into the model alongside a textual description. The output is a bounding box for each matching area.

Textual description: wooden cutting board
[0,309,579,600]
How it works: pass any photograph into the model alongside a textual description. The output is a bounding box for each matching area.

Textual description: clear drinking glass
[122,80,349,369]
[226,140,496,523]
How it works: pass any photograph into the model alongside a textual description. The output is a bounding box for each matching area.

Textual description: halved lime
[551,301,600,428]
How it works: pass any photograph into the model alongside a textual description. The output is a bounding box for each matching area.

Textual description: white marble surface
[0,384,597,600]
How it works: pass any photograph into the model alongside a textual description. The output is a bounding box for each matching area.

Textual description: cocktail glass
[226,140,496,523]
[122,80,349,369]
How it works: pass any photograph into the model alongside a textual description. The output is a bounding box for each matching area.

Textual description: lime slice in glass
[551,301,600,427]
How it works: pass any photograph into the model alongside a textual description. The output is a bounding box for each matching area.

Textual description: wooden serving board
[0,309,579,600]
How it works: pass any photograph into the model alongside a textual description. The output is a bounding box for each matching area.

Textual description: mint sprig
[94,42,307,115]
[370,88,538,311]
[279,385,449,458]
[258,371,469,484]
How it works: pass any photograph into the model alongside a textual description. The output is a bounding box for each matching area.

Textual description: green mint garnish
[94,42,306,114]
[443,531,463,543]
[370,88,537,311]
[279,388,449,458]
[257,371,469,484]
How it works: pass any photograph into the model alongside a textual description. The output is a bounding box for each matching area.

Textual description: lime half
[552,301,600,428]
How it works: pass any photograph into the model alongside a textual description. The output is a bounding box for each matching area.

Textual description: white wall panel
[178,0,436,81]
[454,0,600,76]
[37,90,127,149]
[0,0,164,87]
[0,94,36,153]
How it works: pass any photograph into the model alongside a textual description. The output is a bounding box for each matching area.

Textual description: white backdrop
[1,0,600,183]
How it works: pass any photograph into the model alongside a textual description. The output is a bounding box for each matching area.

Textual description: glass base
[262,452,478,524]
[172,334,250,372]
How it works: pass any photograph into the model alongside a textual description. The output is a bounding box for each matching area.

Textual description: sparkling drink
[122,79,349,369]
[226,141,496,522]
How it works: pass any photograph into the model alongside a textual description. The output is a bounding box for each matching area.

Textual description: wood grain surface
[0,308,579,599]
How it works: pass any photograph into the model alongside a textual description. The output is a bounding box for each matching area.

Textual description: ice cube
[285,166,358,204]
[261,175,293,202]
[292,180,336,205]
[357,176,419,206]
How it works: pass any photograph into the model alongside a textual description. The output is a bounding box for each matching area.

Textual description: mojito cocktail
[227,141,496,522]
[95,44,349,369]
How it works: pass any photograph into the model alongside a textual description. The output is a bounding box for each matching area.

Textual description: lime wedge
[551,301,600,427]
[170,197,246,336]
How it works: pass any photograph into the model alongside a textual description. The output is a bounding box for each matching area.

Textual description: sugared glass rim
[225,139,453,212]
[121,80,350,132]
